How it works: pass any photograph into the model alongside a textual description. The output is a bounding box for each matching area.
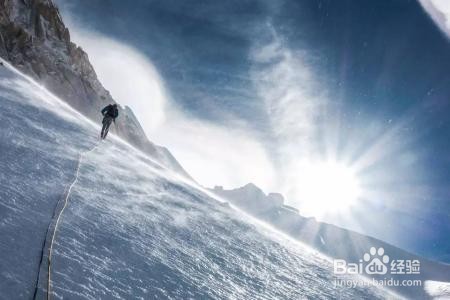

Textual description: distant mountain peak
[242,182,262,191]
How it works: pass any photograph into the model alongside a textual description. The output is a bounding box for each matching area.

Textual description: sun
[295,161,361,216]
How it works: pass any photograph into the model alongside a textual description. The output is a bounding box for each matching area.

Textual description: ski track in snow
[0,61,399,299]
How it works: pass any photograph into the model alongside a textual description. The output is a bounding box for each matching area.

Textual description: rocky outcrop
[213,183,286,214]
[0,0,190,178]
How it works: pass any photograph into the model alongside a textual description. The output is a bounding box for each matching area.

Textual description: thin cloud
[250,24,328,199]
[251,26,326,154]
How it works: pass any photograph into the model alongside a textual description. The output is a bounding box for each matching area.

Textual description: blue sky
[57,0,450,262]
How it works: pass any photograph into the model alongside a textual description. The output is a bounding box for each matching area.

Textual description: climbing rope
[43,143,100,300]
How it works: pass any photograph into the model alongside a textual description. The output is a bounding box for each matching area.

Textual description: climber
[100,103,119,139]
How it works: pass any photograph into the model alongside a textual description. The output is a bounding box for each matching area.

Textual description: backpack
[112,106,119,118]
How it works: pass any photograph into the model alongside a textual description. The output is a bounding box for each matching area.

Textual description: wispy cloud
[250,24,329,198]
[251,26,325,152]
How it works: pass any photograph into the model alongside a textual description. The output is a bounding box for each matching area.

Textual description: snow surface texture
[0,61,398,299]
[212,184,450,299]
[425,280,450,299]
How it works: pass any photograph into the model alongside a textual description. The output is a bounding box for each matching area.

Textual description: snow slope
[212,184,450,299]
[0,0,190,179]
[0,61,398,299]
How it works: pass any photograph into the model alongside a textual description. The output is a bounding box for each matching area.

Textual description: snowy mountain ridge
[0,58,400,299]
[0,0,190,178]
[0,0,449,299]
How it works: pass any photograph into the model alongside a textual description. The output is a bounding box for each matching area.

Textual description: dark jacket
[101,104,119,119]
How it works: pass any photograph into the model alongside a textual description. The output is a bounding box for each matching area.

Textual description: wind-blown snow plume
[62,19,275,190]
[68,31,168,131]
